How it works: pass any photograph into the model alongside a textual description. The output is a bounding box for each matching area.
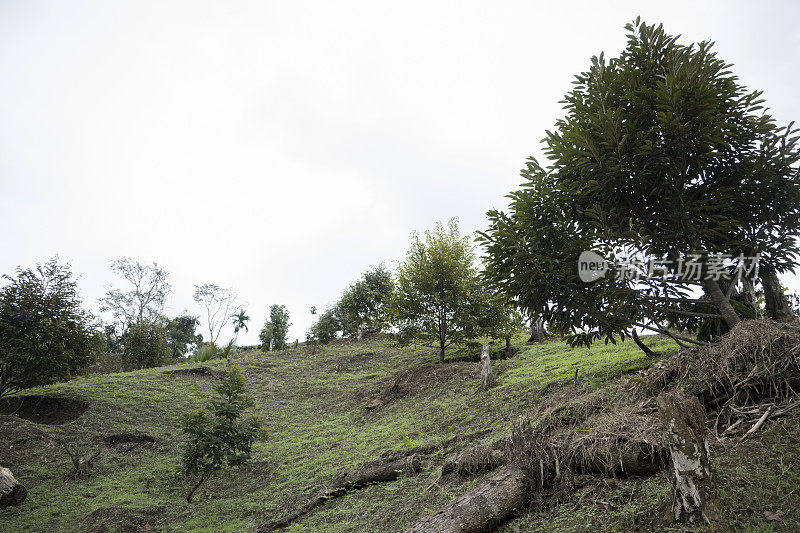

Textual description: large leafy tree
[166,315,202,358]
[259,304,291,351]
[481,20,800,347]
[392,218,496,362]
[306,307,341,345]
[337,265,394,336]
[0,259,103,398]
[122,318,170,370]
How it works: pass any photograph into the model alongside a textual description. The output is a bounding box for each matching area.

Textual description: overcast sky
[2,1,799,345]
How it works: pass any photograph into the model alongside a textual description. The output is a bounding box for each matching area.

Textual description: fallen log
[407,466,528,533]
[408,435,667,533]
[0,467,26,507]
[258,454,425,531]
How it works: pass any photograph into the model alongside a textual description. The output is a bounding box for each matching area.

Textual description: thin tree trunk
[760,269,795,322]
[631,330,656,357]
[187,474,208,503]
[701,278,741,329]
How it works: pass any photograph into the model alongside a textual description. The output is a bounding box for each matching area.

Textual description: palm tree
[228,309,250,367]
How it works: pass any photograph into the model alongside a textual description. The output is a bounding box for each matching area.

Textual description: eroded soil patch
[0,395,89,425]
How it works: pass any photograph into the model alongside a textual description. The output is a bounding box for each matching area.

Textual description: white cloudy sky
[1,1,799,345]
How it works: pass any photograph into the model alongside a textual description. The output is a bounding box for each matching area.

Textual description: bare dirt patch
[161,366,226,379]
[93,432,156,452]
[364,363,471,410]
[0,395,89,425]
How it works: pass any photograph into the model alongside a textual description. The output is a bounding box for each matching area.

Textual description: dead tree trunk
[406,466,527,533]
[480,343,496,390]
[0,467,26,507]
[656,394,724,526]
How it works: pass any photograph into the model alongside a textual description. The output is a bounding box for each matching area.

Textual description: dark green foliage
[0,259,103,398]
[104,324,123,353]
[480,19,800,347]
[306,307,341,344]
[122,319,170,370]
[337,265,394,335]
[165,315,202,358]
[178,366,264,502]
[392,219,498,362]
[259,304,291,351]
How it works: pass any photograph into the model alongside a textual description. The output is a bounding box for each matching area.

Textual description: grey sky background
[2,1,799,345]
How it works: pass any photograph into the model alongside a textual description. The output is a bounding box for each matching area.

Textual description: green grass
[1,332,796,532]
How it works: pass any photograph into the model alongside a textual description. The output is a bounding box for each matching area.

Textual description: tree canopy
[0,259,103,397]
[480,19,799,348]
[392,218,498,362]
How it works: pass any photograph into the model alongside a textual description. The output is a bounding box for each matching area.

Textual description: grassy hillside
[1,333,798,532]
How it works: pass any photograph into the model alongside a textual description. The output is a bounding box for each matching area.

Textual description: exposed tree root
[407,432,668,533]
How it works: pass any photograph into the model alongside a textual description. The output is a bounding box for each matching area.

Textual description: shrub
[306,307,341,345]
[192,340,235,363]
[179,366,265,502]
[0,259,103,398]
[122,319,169,370]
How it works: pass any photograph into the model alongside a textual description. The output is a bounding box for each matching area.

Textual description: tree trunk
[656,394,724,526]
[480,343,496,390]
[0,467,26,507]
[406,466,527,533]
[439,343,445,363]
[528,316,546,343]
[741,276,758,312]
[631,330,656,357]
[701,278,741,329]
[760,269,795,322]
